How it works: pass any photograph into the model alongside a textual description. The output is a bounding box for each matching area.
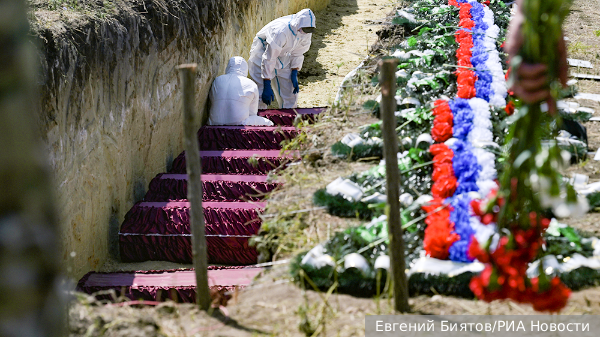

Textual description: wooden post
[379,58,410,313]
[177,63,211,310]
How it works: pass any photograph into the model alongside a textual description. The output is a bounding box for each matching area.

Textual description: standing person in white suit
[208,56,274,126]
[248,8,316,109]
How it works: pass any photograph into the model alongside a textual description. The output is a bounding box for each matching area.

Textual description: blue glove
[291,69,300,94]
[262,79,275,105]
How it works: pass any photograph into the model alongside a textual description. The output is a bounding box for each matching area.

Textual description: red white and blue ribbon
[424,0,506,262]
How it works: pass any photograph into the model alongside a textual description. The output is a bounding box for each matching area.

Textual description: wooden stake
[177,63,211,310]
[379,58,410,313]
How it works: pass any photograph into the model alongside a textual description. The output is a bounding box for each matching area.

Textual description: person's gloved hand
[291,69,300,94]
[504,2,568,115]
[262,79,275,105]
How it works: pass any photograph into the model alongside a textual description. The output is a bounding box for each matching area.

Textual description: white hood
[289,9,316,33]
[225,56,249,77]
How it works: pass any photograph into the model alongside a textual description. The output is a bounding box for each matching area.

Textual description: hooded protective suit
[208,57,274,126]
[248,9,316,109]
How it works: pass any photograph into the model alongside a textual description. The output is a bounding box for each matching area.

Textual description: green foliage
[321,144,433,223]
[48,0,80,11]
[409,267,600,297]
[559,109,593,123]
[291,253,388,297]
[330,141,383,161]
[559,267,600,291]
[250,203,314,262]
[292,219,600,298]
[362,100,379,113]
[401,105,434,125]
[290,215,425,297]
[409,272,476,298]
[586,192,600,211]
[539,225,596,259]
[557,140,588,163]
[313,189,377,220]
[392,17,411,26]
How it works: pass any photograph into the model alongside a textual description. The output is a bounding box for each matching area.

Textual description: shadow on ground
[300,0,359,81]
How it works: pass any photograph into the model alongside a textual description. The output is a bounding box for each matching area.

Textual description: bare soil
[69,0,600,336]
[560,0,600,236]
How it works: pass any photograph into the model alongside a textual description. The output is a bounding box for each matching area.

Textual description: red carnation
[433,100,451,115]
[432,122,453,142]
[468,237,489,262]
[434,112,453,125]
[434,151,454,165]
[431,175,457,199]
[471,199,484,216]
[424,203,459,260]
[430,143,451,156]
[432,162,454,181]
[530,277,571,313]
[457,69,477,98]
[505,101,515,115]
[459,17,475,30]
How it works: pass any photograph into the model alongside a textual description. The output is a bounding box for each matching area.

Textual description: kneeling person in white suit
[208,56,274,126]
[248,8,316,109]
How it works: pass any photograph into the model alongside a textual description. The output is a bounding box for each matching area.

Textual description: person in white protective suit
[248,8,316,109]
[208,56,274,126]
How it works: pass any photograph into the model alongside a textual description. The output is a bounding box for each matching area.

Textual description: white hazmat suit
[208,56,274,126]
[249,8,316,109]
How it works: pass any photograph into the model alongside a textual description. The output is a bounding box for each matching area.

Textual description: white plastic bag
[241,115,274,126]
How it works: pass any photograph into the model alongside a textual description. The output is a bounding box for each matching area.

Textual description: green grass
[47,0,79,11]
[568,41,592,54]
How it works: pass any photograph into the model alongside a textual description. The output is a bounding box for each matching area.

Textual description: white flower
[477,180,498,198]
[470,217,497,244]
[473,118,493,130]
[472,148,497,181]
[490,95,507,108]
[469,98,491,116]
[468,128,494,143]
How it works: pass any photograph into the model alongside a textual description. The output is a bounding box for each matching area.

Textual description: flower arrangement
[288,0,600,308]
[467,0,587,312]
[423,0,504,265]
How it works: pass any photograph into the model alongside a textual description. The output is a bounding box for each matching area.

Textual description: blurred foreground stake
[379,58,410,312]
[0,0,64,335]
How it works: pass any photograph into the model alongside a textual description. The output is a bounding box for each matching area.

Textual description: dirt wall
[31,0,331,279]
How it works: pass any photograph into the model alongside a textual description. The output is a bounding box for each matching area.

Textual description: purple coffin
[143,173,281,202]
[119,201,266,265]
[169,150,300,175]
[258,107,326,126]
[197,125,299,150]
[77,267,263,303]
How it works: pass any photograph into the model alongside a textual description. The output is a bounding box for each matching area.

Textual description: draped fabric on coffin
[197,127,299,150]
[170,152,288,175]
[119,204,262,264]
[119,235,259,264]
[258,107,325,126]
[119,203,262,235]
[77,267,261,302]
[144,174,280,202]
